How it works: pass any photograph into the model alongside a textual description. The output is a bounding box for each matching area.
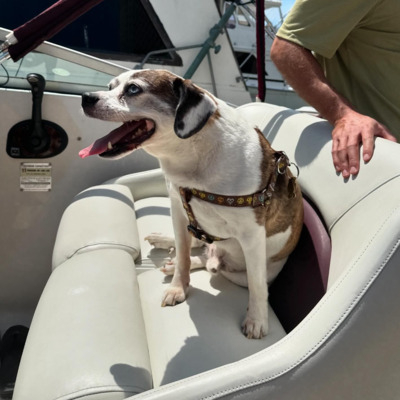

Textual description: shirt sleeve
[277,0,380,58]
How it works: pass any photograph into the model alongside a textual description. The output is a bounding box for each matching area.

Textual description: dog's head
[79,69,217,159]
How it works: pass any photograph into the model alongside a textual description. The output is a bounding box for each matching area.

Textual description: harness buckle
[187,225,214,244]
[277,152,290,175]
[252,188,273,208]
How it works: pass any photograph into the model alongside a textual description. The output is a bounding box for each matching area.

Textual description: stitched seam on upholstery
[68,242,139,259]
[134,205,400,399]
[328,175,400,233]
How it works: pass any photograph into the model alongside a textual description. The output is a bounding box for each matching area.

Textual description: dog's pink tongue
[79,141,106,159]
[79,121,141,158]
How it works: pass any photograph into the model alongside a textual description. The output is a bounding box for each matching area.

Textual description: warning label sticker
[20,163,52,192]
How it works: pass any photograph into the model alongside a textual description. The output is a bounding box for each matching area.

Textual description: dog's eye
[126,84,142,96]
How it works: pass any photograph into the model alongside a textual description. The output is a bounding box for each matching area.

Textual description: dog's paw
[162,285,187,307]
[241,315,268,339]
[145,233,175,253]
[160,259,176,276]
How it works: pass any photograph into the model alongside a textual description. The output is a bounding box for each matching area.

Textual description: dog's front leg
[240,228,269,339]
[161,196,192,306]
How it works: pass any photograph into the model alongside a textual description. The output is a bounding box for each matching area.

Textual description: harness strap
[183,186,271,208]
[179,187,224,244]
[179,151,298,244]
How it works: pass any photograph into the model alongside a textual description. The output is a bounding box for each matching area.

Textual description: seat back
[270,198,331,332]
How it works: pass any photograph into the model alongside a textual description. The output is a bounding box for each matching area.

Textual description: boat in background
[0,0,252,105]
[220,0,307,108]
[0,0,306,108]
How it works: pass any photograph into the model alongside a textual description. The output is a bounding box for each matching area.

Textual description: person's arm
[270,37,397,178]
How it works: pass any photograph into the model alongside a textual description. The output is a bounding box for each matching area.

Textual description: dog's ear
[173,78,217,138]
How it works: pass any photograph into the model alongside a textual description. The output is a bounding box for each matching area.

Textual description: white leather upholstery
[104,169,168,202]
[126,104,400,400]
[52,184,140,269]
[15,168,286,399]
[13,250,152,399]
[14,102,400,400]
[138,269,285,387]
[236,103,400,233]
[236,103,400,288]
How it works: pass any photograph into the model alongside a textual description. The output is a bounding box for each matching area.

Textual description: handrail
[134,44,203,70]
[136,1,240,81]
[183,1,238,79]
[134,43,218,95]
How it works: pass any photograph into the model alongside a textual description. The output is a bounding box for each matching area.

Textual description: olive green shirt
[277,0,400,138]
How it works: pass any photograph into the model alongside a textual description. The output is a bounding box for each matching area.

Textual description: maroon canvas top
[9,0,104,61]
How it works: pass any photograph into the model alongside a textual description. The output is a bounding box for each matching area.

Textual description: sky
[267,0,295,27]
[282,0,295,15]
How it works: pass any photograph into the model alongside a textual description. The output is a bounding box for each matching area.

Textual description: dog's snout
[82,92,99,107]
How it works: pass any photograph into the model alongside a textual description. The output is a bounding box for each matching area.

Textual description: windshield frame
[0,28,128,94]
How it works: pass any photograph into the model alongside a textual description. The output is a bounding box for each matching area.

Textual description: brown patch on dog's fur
[254,128,303,262]
[206,108,221,126]
[131,71,220,128]
[109,70,220,134]
[133,70,179,110]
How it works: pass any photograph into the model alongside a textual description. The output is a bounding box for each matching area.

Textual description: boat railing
[134,43,219,95]
[135,1,239,95]
[134,43,204,70]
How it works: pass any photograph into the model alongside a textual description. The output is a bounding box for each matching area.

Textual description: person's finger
[338,150,350,178]
[347,144,360,175]
[332,146,350,178]
[361,134,375,163]
[378,128,397,143]
[331,138,343,173]
[345,130,362,175]
[335,135,350,178]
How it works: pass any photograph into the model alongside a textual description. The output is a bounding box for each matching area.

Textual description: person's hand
[270,37,398,177]
[331,111,397,178]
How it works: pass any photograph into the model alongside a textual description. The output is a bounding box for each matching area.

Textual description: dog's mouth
[79,119,155,159]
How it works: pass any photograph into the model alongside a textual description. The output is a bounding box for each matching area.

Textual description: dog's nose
[82,92,99,107]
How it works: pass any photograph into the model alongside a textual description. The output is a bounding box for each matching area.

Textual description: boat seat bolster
[52,184,141,270]
[104,168,169,201]
[13,249,152,400]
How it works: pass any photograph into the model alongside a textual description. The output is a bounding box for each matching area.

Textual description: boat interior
[0,1,400,399]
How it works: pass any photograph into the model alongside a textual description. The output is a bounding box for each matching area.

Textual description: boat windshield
[0,29,127,95]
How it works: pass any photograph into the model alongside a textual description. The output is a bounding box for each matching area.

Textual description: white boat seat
[13,175,287,399]
[13,102,400,400]
[15,185,153,399]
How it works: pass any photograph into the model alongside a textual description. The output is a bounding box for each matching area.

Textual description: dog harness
[179,151,298,244]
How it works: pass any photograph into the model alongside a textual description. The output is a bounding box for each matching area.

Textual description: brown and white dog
[80,69,303,339]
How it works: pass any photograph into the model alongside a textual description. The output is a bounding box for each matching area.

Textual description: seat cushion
[14,249,152,400]
[138,269,286,387]
[52,185,140,269]
[134,195,286,387]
